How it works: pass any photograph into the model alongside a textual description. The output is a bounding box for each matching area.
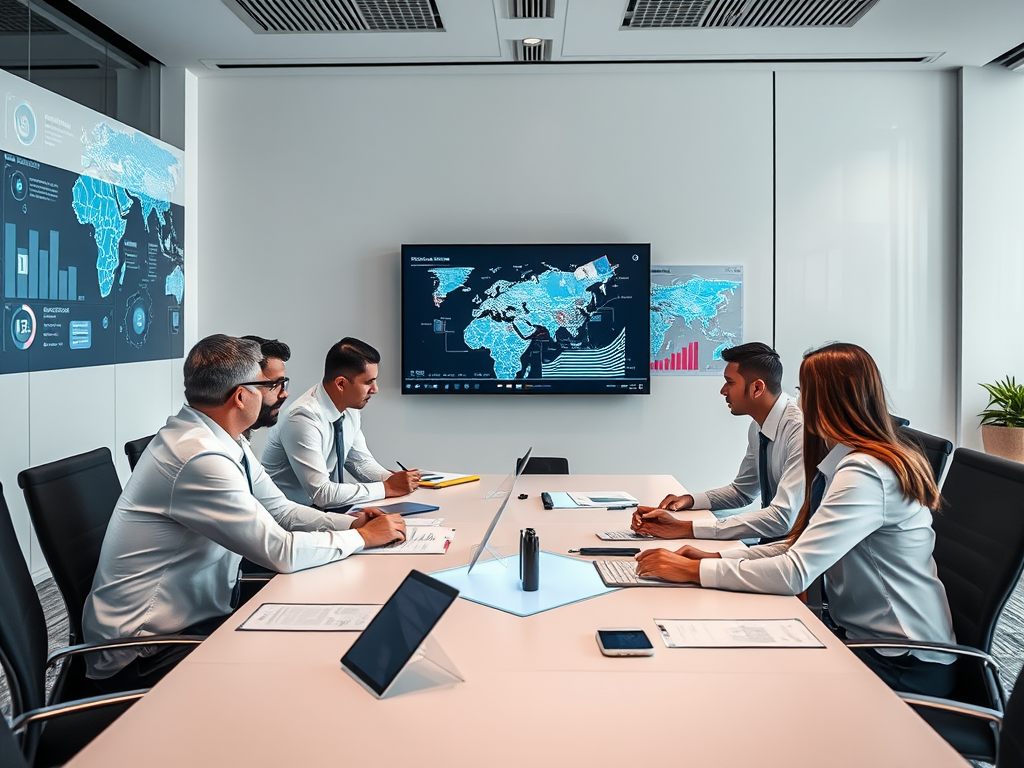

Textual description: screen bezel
[340,569,460,697]
[400,243,652,396]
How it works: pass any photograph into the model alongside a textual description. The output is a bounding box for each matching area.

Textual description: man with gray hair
[82,334,405,690]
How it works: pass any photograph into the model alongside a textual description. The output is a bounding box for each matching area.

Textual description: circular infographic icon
[133,306,147,333]
[10,170,28,202]
[13,102,36,146]
[10,304,36,350]
[102,315,109,329]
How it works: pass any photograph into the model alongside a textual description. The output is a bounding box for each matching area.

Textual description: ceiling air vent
[512,39,551,62]
[224,0,443,33]
[510,0,554,19]
[0,0,62,33]
[991,41,1024,71]
[622,0,880,28]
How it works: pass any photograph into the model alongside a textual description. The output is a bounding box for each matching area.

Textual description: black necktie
[333,415,345,483]
[758,432,773,508]
[239,450,254,494]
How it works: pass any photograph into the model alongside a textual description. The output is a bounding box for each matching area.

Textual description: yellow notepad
[419,473,480,489]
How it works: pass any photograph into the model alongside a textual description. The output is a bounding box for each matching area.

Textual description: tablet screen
[341,570,459,697]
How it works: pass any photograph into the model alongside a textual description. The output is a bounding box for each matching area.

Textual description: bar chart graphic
[651,341,699,372]
[4,223,78,301]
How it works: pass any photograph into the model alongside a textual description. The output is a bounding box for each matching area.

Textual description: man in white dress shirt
[635,342,805,542]
[82,335,405,689]
[262,337,420,510]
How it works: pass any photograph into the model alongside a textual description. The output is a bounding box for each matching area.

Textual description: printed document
[359,526,456,554]
[238,604,381,632]
[654,618,824,648]
[568,492,638,507]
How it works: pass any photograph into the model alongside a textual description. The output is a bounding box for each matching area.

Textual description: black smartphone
[596,628,655,657]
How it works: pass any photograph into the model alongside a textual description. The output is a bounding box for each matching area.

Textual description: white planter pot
[981,424,1024,463]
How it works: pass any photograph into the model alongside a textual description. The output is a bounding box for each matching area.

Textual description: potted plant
[979,376,1024,462]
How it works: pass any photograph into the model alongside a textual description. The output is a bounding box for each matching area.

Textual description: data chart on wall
[649,265,743,376]
[0,71,185,374]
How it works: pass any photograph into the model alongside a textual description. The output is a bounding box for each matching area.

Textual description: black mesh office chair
[0,711,29,768]
[17,448,122,648]
[899,425,954,483]
[516,456,569,475]
[0,480,159,767]
[999,669,1024,768]
[845,448,1024,762]
[124,434,155,471]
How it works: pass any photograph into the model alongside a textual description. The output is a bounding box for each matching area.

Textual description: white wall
[197,67,957,489]
[775,71,959,441]
[959,65,1024,449]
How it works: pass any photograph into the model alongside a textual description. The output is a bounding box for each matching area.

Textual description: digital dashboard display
[402,244,651,395]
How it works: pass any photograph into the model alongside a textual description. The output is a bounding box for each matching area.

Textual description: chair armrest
[47,635,206,667]
[10,689,148,733]
[897,692,1004,725]
[843,638,1005,709]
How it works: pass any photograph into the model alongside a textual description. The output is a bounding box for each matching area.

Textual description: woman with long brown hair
[633,342,956,696]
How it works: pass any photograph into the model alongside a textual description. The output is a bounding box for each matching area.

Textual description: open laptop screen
[341,570,459,697]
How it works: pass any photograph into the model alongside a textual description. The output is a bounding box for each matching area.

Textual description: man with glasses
[241,335,292,442]
[262,337,420,510]
[82,335,406,690]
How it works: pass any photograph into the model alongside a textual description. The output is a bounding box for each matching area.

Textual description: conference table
[67,473,968,767]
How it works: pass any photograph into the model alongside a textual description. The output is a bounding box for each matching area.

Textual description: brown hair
[786,343,939,543]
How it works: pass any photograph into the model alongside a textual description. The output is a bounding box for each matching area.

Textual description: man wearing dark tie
[633,342,804,542]
[261,337,420,509]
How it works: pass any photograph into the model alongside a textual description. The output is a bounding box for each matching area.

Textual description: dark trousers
[851,647,957,698]
[91,613,231,694]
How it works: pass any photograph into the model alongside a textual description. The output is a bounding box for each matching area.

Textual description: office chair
[17,448,122,648]
[0,711,29,768]
[899,425,954,484]
[890,414,911,428]
[999,668,1024,768]
[0,480,187,767]
[516,456,569,475]
[845,448,1024,762]
[124,434,155,471]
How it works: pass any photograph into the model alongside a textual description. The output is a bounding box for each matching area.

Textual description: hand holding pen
[385,462,421,497]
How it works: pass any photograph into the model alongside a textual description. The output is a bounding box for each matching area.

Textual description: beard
[251,401,283,431]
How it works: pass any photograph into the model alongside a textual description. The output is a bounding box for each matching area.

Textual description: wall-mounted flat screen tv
[401,244,651,395]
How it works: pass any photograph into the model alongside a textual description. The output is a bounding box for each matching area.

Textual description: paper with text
[654,618,824,648]
[238,604,381,632]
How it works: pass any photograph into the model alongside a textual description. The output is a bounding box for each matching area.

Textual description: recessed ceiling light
[522,38,542,46]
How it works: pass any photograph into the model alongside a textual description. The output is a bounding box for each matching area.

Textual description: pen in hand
[397,461,408,471]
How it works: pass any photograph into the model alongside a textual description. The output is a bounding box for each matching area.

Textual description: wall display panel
[774,71,957,442]
[196,70,773,483]
[0,69,186,375]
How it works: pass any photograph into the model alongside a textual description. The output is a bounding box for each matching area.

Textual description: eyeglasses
[238,377,290,394]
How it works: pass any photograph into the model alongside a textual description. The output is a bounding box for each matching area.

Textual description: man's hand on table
[352,508,407,548]
[631,506,695,539]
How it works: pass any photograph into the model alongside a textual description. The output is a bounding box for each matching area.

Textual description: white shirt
[261,384,391,509]
[700,444,956,663]
[82,406,364,678]
[690,393,805,540]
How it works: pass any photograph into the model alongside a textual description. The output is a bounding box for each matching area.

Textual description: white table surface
[66,474,968,768]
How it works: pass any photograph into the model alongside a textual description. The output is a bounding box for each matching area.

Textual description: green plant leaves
[979,376,1024,427]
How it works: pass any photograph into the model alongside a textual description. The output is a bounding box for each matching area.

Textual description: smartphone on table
[596,628,654,657]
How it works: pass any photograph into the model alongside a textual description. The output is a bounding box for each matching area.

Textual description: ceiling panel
[65,0,1024,72]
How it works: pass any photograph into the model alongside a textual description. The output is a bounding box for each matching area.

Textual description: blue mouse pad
[431,551,618,617]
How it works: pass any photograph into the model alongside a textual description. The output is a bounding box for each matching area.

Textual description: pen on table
[607,504,639,510]
[568,547,641,556]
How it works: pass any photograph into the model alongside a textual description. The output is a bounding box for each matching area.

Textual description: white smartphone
[596,628,655,657]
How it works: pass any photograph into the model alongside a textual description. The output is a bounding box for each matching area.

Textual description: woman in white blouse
[633,342,956,697]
